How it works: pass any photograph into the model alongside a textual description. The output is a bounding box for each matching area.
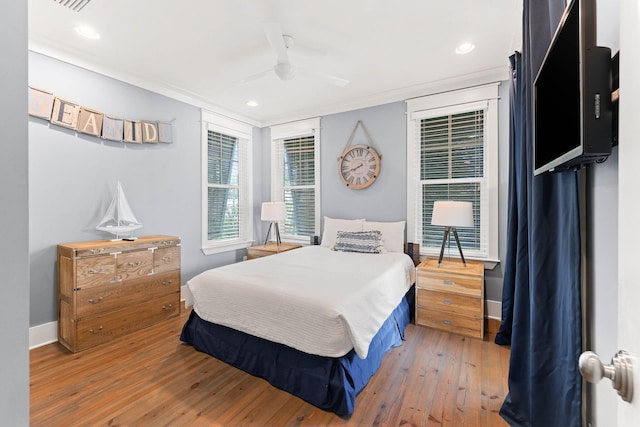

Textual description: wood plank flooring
[30,309,510,426]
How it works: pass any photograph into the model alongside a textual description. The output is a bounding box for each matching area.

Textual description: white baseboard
[29,321,58,350]
[486,299,502,320]
[28,297,503,350]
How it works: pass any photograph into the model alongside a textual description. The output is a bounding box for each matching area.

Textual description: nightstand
[415,258,485,339]
[246,242,302,260]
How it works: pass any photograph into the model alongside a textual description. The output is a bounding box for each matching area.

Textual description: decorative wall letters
[28,86,174,144]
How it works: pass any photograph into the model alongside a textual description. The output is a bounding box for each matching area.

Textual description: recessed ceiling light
[74,24,100,39]
[455,42,475,54]
[246,100,259,107]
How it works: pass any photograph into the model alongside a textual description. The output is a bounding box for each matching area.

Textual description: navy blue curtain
[496,1,583,426]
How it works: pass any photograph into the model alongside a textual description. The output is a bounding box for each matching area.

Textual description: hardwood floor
[30,309,510,426]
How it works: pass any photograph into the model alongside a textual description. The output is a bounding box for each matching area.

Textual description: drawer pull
[88,296,104,304]
[162,256,172,263]
[442,299,453,305]
[127,261,142,267]
[443,280,453,285]
[161,280,173,286]
[442,320,452,325]
[87,268,105,275]
[89,326,103,334]
[162,304,173,310]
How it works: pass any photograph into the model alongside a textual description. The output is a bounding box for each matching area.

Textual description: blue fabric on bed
[180,287,414,416]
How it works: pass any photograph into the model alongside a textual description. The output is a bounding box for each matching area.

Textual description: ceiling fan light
[274,62,296,80]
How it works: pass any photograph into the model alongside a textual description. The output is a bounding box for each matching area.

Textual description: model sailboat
[96,181,143,240]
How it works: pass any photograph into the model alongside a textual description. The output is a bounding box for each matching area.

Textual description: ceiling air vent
[54,0,92,12]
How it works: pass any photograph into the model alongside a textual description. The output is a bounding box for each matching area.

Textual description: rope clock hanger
[337,120,382,190]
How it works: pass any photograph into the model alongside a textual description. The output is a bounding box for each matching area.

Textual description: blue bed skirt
[180,286,414,416]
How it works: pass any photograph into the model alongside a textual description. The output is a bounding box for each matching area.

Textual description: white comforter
[185,246,415,358]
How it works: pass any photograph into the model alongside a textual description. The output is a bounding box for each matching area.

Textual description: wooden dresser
[57,235,181,352]
[416,258,484,339]
[246,242,301,260]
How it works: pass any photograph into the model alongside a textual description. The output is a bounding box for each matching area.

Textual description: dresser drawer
[76,270,180,319]
[76,256,116,288]
[116,250,154,281]
[75,293,180,351]
[416,307,483,338]
[418,269,482,297]
[416,288,482,318]
[154,246,181,273]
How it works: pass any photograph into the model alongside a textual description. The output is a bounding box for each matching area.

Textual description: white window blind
[419,110,485,254]
[407,84,499,263]
[201,110,253,254]
[271,118,321,243]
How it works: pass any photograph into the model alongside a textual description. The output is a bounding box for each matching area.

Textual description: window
[407,84,499,263]
[201,110,253,254]
[270,118,321,243]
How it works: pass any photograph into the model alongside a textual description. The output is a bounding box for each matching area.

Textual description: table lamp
[261,202,286,247]
[431,200,474,266]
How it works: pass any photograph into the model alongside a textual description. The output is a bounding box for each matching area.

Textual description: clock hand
[350,163,364,172]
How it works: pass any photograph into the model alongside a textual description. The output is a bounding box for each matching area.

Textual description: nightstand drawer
[417,270,482,297]
[247,243,301,259]
[416,307,483,338]
[416,289,481,318]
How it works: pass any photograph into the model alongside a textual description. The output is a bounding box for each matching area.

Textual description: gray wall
[320,102,408,222]
[1,1,29,424]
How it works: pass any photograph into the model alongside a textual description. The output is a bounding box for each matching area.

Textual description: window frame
[406,84,499,266]
[270,117,321,244]
[201,110,253,255]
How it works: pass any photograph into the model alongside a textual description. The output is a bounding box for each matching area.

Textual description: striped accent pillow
[334,230,383,254]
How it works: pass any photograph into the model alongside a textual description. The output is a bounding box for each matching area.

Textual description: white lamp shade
[261,202,286,221]
[431,201,473,228]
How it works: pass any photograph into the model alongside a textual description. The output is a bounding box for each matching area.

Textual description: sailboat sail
[96,181,143,239]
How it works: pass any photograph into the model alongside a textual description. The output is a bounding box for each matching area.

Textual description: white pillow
[320,217,365,249]
[362,220,406,253]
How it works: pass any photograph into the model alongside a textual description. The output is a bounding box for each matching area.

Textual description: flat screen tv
[533,0,612,175]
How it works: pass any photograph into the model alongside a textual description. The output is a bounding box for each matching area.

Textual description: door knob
[579,350,633,402]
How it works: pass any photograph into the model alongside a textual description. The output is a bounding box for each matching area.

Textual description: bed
[180,218,415,416]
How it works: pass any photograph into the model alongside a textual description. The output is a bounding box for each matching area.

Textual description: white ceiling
[28,0,522,126]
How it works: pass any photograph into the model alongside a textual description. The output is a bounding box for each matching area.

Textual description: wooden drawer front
[75,294,180,351]
[154,246,181,273]
[418,270,482,297]
[416,289,481,318]
[247,248,272,259]
[76,256,116,288]
[116,250,153,281]
[74,246,112,258]
[416,307,483,339]
[76,271,180,319]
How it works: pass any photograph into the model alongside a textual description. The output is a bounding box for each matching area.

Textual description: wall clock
[338,144,381,189]
[337,120,382,190]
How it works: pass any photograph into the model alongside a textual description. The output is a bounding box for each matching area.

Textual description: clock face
[338,144,381,189]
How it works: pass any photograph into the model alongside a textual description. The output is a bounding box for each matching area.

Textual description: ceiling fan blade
[236,69,273,86]
[263,22,290,64]
[297,67,350,87]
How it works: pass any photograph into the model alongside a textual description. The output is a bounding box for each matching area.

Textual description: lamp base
[437,226,466,266]
[263,221,282,247]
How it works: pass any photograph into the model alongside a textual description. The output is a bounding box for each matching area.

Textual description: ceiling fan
[238,23,349,87]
